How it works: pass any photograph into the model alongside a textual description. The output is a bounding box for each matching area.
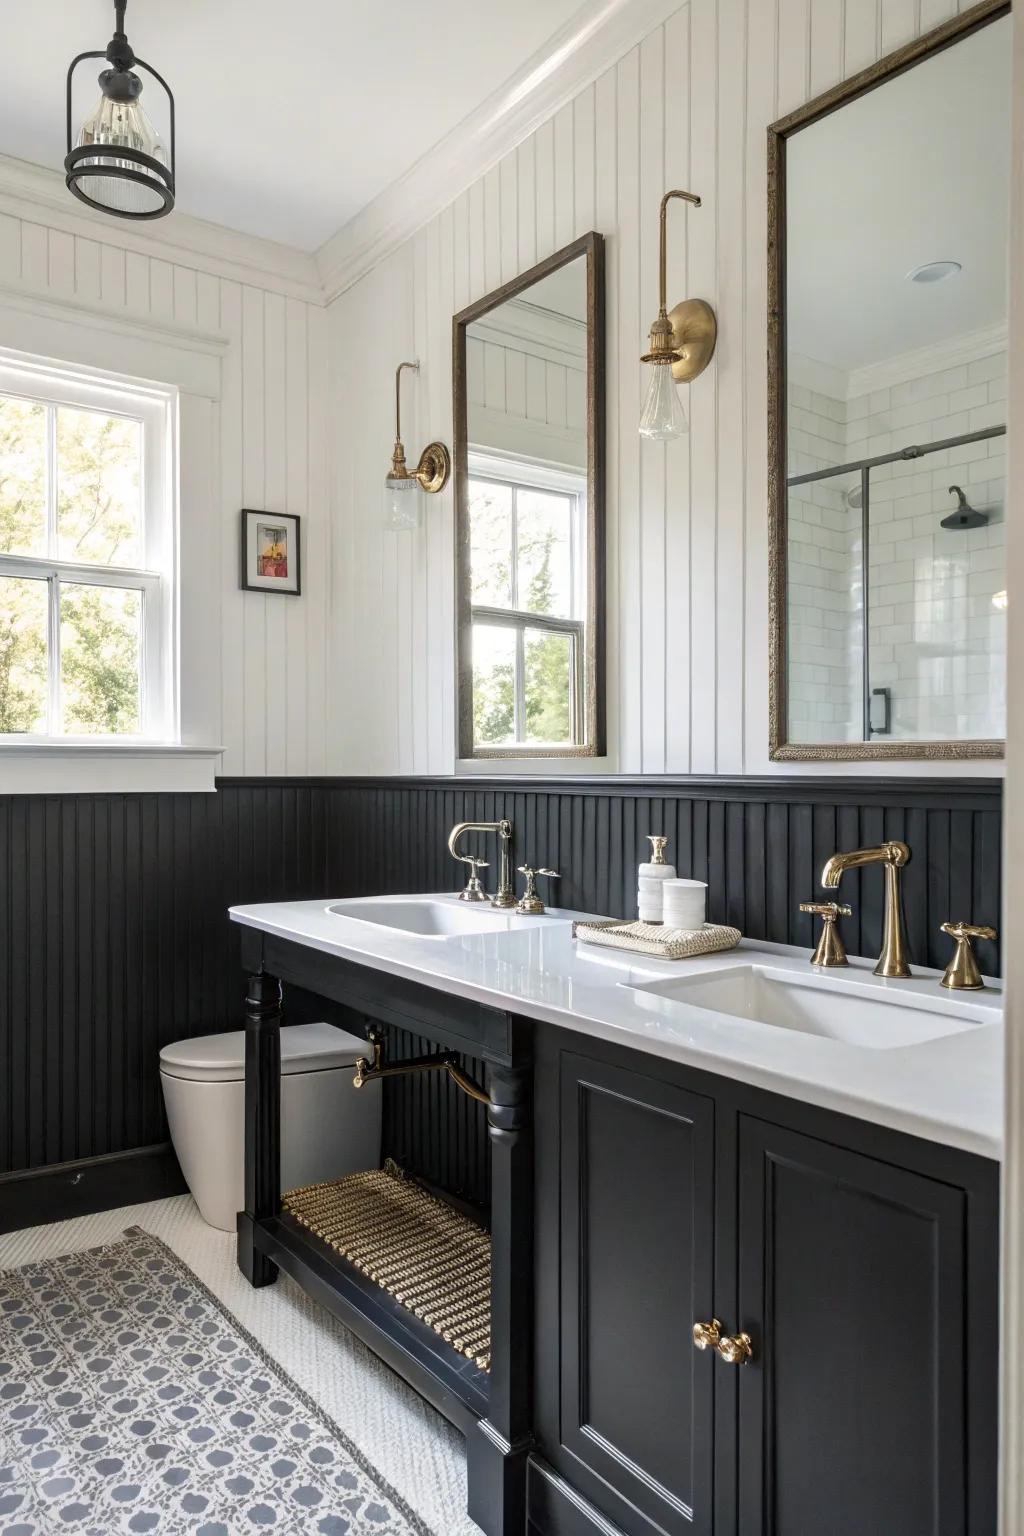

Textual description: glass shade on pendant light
[74,88,169,216]
[65,1,175,221]
[640,361,689,439]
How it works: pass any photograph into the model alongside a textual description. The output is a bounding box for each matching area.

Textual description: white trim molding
[315,0,690,302]
[0,743,223,794]
[846,322,1008,401]
[0,284,225,398]
[0,152,323,305]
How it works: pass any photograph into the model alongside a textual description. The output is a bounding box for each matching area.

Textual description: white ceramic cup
[662,878,707,930]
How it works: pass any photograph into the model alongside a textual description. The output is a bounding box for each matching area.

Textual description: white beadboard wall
[327,0,1001,778]
[0,206,328,777]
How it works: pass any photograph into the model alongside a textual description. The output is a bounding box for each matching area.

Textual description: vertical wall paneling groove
[326,0,992,780]
[0,777,1001,1182]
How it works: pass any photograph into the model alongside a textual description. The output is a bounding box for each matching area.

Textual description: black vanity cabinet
[531,1027,999,1536]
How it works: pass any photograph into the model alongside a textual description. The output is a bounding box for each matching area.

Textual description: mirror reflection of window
[782,12,1010,750]
[468,460,586,748]
[463,249,596,755]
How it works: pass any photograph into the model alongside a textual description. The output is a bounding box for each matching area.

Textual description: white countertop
[229,894,1003,1160]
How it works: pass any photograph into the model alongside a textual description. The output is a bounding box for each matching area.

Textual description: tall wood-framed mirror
[768,0,1010,761]
[453,232,605,760]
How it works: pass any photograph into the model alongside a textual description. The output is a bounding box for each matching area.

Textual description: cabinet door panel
[738,1116,969,1536]
[557,1052,715,1536]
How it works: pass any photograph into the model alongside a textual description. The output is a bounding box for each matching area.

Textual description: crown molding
[472,298,588,368]
[0,153,323,305]
[846,322,1008,399]
[315,0,687,304]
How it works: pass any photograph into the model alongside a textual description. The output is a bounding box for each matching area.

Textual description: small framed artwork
[240,509,301,595]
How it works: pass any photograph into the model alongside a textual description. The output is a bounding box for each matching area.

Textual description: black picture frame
[240,508,302,596]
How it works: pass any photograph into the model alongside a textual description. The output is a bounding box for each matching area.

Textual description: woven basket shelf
[283,1160,492,1372]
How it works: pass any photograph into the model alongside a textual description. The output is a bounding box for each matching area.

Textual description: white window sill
[456,755,615,776]
[0,742,223,794]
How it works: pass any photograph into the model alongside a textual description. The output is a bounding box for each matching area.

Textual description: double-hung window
[468,452,587,751]
[0,355,176,742]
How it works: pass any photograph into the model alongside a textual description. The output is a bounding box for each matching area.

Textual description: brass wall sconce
[640,190,717,439]
[384,360,451,529]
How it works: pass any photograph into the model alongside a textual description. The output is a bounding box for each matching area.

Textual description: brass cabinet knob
[716,1331,754,1366]
[940,921,997,990]
[693,1320,754,1364]
[692,1318,722,1351]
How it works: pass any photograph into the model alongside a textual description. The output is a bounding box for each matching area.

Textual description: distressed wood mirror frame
[453,231,606,760]
[767,0,1008,762]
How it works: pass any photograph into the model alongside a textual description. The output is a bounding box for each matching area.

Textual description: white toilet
[160,1022,381,1231]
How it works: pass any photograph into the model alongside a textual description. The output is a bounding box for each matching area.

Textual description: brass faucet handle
[939,922,997,991]
[799,900,852,969]
[456,855,490,904]
[941,921,997,942]
[515,865,560,916]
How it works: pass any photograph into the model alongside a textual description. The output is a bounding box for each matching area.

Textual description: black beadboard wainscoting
[0,775,1002,1228]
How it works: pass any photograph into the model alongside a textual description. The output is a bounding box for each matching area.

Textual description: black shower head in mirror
[940,485,989,530]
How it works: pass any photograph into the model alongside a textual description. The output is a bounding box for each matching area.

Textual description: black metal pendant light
[65,0,175,220]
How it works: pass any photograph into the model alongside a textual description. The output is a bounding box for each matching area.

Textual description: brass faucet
[819,841,912,979]
[448,819,515,908]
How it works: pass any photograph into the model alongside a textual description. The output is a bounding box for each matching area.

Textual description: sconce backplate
[416,442,452,494]
[669,298,717,382]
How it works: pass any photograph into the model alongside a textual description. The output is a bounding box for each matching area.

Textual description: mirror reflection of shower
[787,421,1006,743]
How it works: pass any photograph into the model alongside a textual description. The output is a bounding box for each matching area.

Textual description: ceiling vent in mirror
[906,261,962,284]
[65,0,175,220]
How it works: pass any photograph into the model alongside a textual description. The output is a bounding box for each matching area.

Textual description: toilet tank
[160,1023,381,1231]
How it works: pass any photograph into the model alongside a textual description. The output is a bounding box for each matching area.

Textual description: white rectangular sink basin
[326,896,550,938]
[629,964,991,1049]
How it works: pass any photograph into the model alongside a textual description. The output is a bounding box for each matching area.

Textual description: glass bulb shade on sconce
[384,471,422,532]
[640,362,689,439]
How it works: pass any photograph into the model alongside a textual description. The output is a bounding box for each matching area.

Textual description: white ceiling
[787,15,1012,375]
[0,0,588,251]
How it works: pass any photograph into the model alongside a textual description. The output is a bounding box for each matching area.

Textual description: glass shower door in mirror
[771,2,1010,758]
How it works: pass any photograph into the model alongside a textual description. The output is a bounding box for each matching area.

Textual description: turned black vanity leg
[237,970,282,1288]
[468,1030,534,1536]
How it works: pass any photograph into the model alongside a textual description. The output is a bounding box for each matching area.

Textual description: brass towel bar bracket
[353,1034,489,1106]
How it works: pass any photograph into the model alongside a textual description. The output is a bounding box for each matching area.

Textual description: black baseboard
[0,1143,187,1235]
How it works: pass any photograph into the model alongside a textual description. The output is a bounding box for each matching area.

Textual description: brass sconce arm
[388,360,451,493]
[640,189,717,382]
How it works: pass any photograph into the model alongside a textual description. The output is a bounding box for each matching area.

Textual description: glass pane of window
[524,627,574,744]
[60,583,141,735]
[0,395,46,557]
[469,479,513,607]
[0,575,48,733]
[57,407,141,566]
[472,623,516,746]
[516,489,573,618]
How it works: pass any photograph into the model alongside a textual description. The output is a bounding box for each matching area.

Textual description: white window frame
[468,449,587,749]
[0,352,178,745]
